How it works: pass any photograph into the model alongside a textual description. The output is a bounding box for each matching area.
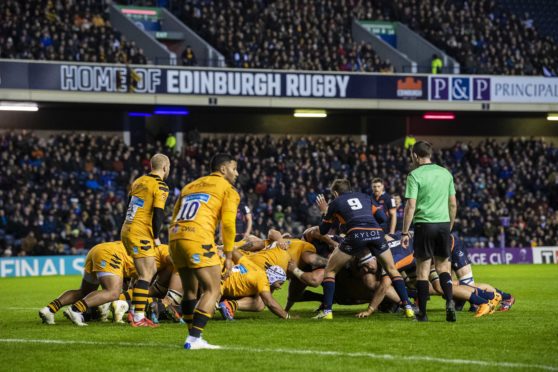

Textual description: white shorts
[83,271,118,285]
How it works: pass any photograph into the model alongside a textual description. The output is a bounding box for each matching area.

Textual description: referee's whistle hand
[401,235,410,248]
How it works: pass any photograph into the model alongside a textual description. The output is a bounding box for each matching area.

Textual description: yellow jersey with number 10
[169,172,240,245]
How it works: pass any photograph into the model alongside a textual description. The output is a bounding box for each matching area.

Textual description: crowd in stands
[177,0,393,72]
[383,0,558,75]
[1,0,556,75]
[0,0,147,64]
[1,131,557,257]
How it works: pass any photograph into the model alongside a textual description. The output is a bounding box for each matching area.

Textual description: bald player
[121,153,170,327]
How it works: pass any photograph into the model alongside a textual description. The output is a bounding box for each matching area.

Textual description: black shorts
[413,222,451,260]
[339,228,388,257]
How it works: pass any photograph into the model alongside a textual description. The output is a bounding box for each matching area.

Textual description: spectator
[181,45,197,66]
[431,53,443,74]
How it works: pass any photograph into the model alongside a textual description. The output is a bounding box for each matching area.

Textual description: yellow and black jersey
[221,257,270,298]
[285,239,316,266]
[246,247,290,272]
[169,172,240,250]
[121,173,169,238]
[84,241,135,279]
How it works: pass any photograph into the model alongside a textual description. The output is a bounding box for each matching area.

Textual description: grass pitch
[1,265,557,371]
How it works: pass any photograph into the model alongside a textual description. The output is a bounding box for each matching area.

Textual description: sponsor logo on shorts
[100,260,106,268]
[133,247,139,255]
[192,254,201,264]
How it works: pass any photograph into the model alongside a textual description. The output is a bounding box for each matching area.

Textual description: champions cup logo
[396,77,423,98]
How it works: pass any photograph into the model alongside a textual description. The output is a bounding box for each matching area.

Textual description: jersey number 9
[347,198,363,210]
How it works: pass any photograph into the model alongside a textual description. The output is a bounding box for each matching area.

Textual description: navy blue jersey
[395,204,405,231]
[374,192,396,230]
[451,233,470,271]
[372,199,389,232]
[319,192,381,235]
[235,202,251,240]
[387,234,415,272]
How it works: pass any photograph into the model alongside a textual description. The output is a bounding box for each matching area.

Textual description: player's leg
[234,296,266,312]
[433,222,456,322]
[474,282,513,310]
[39,277,98,325]
[185,265,222,349]
[131,256,158,324]
[67,274,123,324]
[60,277,100,326]
[414,257,432,321]
[158,272,184,323]
[178,267,198,330]
[377,249,414,318]
[315,247,352,319]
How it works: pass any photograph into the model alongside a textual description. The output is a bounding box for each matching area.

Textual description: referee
[401,141,457,322]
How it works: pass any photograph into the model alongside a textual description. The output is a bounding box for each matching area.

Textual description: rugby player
[314,179,414,319]
[39,241,134,326]
[372,178,397,234]
[121,153,170,327]
[218,257,290,320]
[169,153,240,350]
[114,244,184,324]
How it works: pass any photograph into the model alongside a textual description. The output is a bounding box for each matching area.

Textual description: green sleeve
[405,173,418,199]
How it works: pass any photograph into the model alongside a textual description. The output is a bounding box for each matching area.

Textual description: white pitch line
[0,338,556,371]
[5,307,38,310]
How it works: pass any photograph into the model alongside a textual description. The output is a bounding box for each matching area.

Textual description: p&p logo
[429,76,490,101]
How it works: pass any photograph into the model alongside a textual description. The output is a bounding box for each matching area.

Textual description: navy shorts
[339,228,388,257]
[451,243,470,271]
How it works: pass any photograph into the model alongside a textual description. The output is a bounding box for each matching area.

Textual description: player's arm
[448,174,457,230]
[152,183,169,244]
[303,226,339,250]
[259,290,290,319]
[237,239,265,252]
[316,195,335,235]
[356,275,391,318]
[244,206,253,238]
[388,209,397,234]
[221,189,240,276]
[401,174,417,248]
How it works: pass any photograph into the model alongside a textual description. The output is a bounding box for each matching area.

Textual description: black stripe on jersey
[140,245,152,251]
[111,254,122,262]
[109,263,120,269]
[203,252,215,258]
[140,240,150,244]
[159,187,169,192]
[201,244,212,250]
[147,173,162,180]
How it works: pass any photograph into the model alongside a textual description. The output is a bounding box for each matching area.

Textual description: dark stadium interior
[0,104,556,140]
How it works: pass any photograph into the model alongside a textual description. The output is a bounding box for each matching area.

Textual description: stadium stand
[0,0,147,64]
[175,0,393,71]
[378,0,558,75]
[119,0,557,74]
[2,0,556,74]
[1,131,557,256]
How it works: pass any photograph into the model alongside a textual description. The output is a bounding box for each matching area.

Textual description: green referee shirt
[405,163,455,223]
